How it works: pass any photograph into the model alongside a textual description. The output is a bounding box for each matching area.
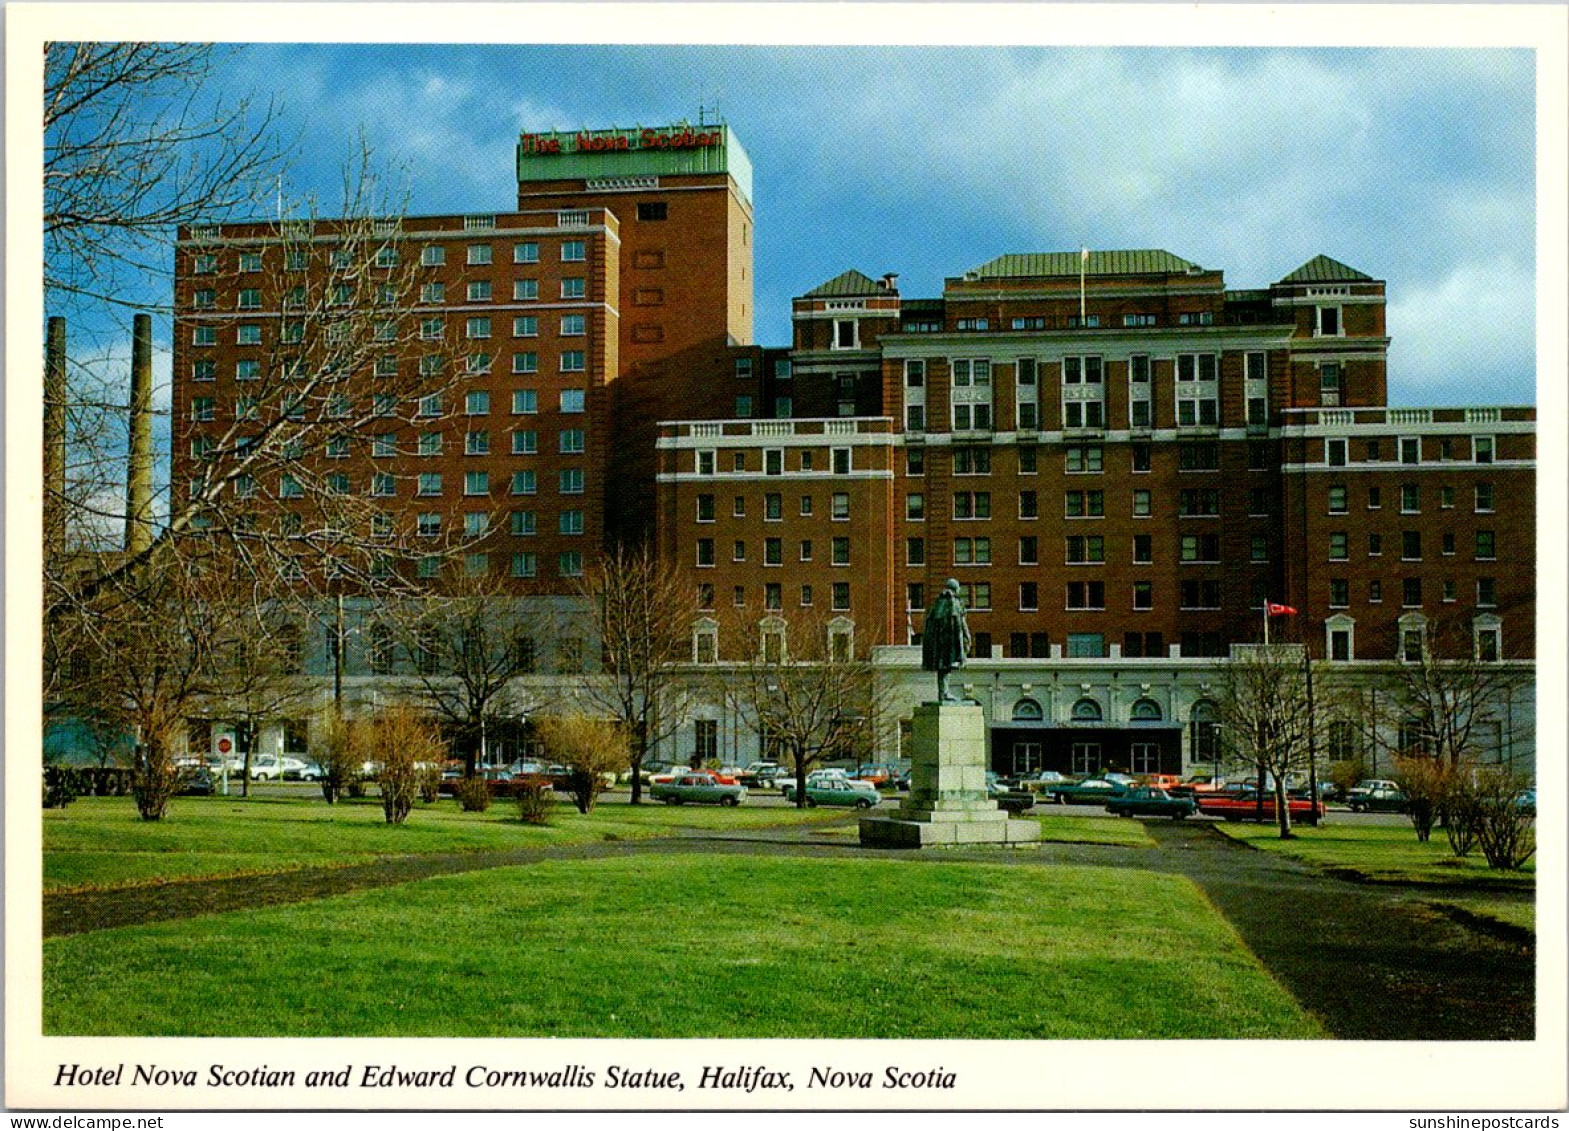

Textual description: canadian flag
[1266,602,1298,616]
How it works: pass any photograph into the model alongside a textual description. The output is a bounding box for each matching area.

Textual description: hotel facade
[169,122,1536,778]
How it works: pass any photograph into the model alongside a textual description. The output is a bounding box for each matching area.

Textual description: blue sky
[207,42,1535,407]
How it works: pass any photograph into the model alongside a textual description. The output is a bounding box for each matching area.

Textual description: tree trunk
[793,748,808,809]
[1272,779,1294,839]
[628,721,648,804]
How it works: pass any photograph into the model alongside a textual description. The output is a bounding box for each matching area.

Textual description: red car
[1198,788,1324,826]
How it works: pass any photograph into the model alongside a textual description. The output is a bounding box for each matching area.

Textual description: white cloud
[1387,257,1535,405]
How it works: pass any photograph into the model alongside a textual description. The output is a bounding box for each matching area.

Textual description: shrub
[314,708,360,805]
[1470,767,1535,871]
[417,765,442,804]
[454,774,492,813]
[535,714,629,815]
[1327,758,1366,799]
[515,780,553,825]
[1392,755,1453,843]
[348,706,446,826]
[1442,766,1483,858]
[43,764,86,808]
[130,741,179,821]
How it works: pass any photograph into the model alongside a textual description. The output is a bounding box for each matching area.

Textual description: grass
[1214,821,1536,889]
[42,794,845,891]
[1424,896,1535,935]
[42,854,1323,1039]
[1028,813,1156,847]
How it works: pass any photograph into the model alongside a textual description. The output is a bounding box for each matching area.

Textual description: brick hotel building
[170,122,1536,776]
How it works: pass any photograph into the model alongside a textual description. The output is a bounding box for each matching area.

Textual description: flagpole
[1263,601,1269,647]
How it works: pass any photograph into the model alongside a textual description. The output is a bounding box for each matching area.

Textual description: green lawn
[1425,897,1535,934]
[43,854,1323,1039]
[1214,821,1536,888]
[1028,813,1156,847]
[42,795,844,891]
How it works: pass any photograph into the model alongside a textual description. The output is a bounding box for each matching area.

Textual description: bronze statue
[921,578,972,702]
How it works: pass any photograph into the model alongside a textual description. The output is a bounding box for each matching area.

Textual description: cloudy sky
[198,41,1535,407]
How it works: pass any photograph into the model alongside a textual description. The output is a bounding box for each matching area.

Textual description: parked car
[249,755,310,781]
[1515,788,1536,816]
[1169,774,1230,798]
[738,761,782,788]
[1346,784,1408,814]
[650,772,747,807]
[1046,778,1131,805]
[1345,779,1401,808]
[1134,773,1184,793]
[1105,786,1197,820]
[179,768,216,796]
[295,762,326,782]
[1198,788,1325,825]
[781,777,881,809]
[1011,770,1069,794]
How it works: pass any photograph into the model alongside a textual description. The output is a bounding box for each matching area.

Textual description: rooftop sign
[520,126,723,157]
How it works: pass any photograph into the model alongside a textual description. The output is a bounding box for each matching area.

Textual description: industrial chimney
[44,317,67,559]
[124,313,154,555]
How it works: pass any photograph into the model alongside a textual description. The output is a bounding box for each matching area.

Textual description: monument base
[858,701,1040,849]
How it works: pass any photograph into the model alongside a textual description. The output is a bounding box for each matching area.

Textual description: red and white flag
[1266,602,1297,617]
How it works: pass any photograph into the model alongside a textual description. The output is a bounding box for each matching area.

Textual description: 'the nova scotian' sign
[519,127,722,157]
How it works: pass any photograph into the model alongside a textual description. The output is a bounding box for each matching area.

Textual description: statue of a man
[921,578,972,702]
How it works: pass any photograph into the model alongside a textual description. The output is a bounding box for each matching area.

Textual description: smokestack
[44,317,67,558]
[124,313,154,555]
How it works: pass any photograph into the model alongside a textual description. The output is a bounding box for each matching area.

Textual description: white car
[249,755,309,781]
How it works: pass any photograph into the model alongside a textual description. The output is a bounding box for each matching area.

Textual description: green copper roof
[803,269,887,298]
[1278,255,1374,284]
[968,250,1202,279]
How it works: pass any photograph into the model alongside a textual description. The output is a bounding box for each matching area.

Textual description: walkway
[43,817,1534,1040]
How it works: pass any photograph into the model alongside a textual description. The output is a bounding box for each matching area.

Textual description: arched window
[1071,698,1102,722]
[1130,698,1162,723]
[1190,700,1219,763]
[1012,698,1044,722]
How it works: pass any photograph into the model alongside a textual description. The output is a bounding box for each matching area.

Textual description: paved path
[43,817,1533,1039]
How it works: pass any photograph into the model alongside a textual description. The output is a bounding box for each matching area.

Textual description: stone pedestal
[859,702,1040,848]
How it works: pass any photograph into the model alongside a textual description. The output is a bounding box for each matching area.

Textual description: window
[1251,536,1268,562]
[463,512,491,539]
[559,388,586,414]
[1016,359,1039,430]
[1328,486,1348,513]
[1399,436,1421,465]
[734,395,753,417]
[1475,530,1496,559]
[952,446,991,475]
[696,539,715,567]
[559,429,585,454]
[1402,531,1422,560]
[465,430,490,456]
[192,253,217,275]
[832,582,851,611]
[1477,577,1497,607]
[1019,582,1039,612]
[560,468,584,495]
[1475,482,1495,512]
[1325,438,1347,467]
[950,359,993,431]
[799,540,813,562]
[560,314,586,336]
[1066,581,1105,610]
[1065,535,1105,564]
[1018,535,1038,565]
[1316,305,1341,337]
[832,447,851,474]
[560,351,586,372]
[509,510,537,537]
[558,511,584,536]
[1180,534,1220,562]
[954,492,991,520]
[1179,580,1222,609]
[1368,533,1382,556]
[831,493,849,520]
[236,359,260,381]
[1133,534,1153,564]
[695,450,716,476]
[1064,490,1103,518]
[190,397,215,423]
[1178,489,1219,516]
[467,244,493,265]
[832,537,851,566]
[1330,579,1349,608]
[1401,484,1420,513]
[764,538,782,566]
[514,242,538,264]
[514,316,538,337]
[465,390,490,415]
[1474,436,1494,464]
[1403,578,1423,608]
[421,317,445,341]
[800,495,814,516]
[559,551,584,578]
[467,280,492,302]
[464,471,489,496]
[466,316,491,340]
[1019,490,1038,520]
[417,473,443,497]
[511,390,538,416]
[417,512,442,538]
[906,493,925,520]
[953,537,990,565]
[1132,581,1153,611]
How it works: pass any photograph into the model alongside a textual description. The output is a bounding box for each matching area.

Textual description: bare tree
[206,606,315,796]
[575,545,696,804]
[536,714,629,815]
[380,568,547,777]
[1218,644,1314,838]
[1355,620,1531,769]
[45,43,283,316]
[719,608,886,809]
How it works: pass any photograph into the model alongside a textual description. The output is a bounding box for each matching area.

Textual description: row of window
[693,447,855,476]
[696,581,854,613]
[1327,530,1497,561]
[191,314,590,345]
[189,239,586,278]
[414,510,586,538]
[1328,577,1498,608]
[1328,482,1495,513]
[190,273,593,313]
[895,310,1220,336]
[188,387,586,422]
[898,532,1264,567]
[263,468,587,499]
[695,536,854,567]
[1328,619,1504,665]
[1324,435,1497,466]
[695,492,852,522]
